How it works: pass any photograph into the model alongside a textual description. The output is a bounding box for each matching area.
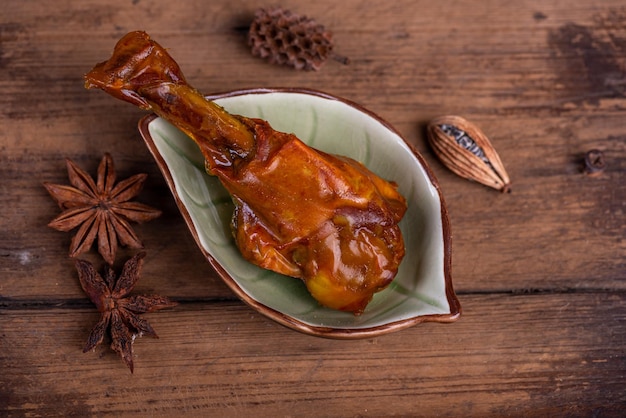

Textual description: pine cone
[248,7,342,71]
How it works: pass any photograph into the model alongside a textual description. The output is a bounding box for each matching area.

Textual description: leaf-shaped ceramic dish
[138,88,460,338]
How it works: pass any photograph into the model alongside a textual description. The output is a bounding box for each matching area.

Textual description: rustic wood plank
[1,0,625,415]
[1,293,624,416]
[2,0,625,299]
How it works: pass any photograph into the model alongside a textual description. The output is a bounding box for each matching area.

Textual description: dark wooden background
[1,0,625,416]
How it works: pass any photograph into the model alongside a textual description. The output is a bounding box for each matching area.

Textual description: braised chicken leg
[85,31,407,314]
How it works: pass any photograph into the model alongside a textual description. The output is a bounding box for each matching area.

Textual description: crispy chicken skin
[85,31,407,314]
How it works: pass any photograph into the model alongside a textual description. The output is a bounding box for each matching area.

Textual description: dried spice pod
[77,252,177,373]
[583,149,606,176]
[248,7,345,71]
[427,115,511,192]
[44,153,162,265]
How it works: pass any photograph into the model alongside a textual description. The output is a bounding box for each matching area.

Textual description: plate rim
[138,87,461,339]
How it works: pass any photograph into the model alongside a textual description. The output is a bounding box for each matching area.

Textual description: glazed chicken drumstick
[85,31,407,314]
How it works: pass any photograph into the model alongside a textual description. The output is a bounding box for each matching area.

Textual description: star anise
[44,153,162,265]
[76,252,177,373]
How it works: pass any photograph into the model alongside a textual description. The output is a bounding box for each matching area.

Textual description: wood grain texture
[1,0,625,416]
[2,294,625,416]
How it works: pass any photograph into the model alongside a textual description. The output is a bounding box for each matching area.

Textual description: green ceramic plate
[139,88,460,338]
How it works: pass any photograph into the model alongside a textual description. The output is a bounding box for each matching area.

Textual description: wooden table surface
[2,0,625,416]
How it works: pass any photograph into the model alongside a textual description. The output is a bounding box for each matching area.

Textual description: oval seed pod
[427,115,511,192]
